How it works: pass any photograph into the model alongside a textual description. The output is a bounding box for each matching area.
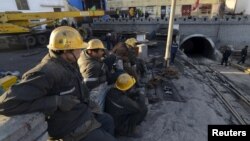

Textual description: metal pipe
[164,0,177,67]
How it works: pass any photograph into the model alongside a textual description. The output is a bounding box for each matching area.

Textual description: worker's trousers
[81,113,116,141]
[89,82,109,111]
[81,128,117,141]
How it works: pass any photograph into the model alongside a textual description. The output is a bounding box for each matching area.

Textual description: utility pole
[164,0,177,67]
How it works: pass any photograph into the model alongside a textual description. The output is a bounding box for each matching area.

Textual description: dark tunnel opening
[180,37,215,59]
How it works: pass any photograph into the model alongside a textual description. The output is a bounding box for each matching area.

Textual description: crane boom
[0,10,104,49]
[0,10,104,22]
[0,10,104,34]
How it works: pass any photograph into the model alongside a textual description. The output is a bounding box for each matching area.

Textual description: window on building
[182,5,192,16]
[53,8,61,12]
[199,4,212,14]
[15,0,29,10]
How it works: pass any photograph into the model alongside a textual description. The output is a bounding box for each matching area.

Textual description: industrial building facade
[106,0,221,17]
[106,0,250,18]
[0,0,66,12]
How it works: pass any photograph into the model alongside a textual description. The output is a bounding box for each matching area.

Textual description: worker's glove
[56,95,80,112]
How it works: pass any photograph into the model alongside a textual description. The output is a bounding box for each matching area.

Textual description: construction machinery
[0,10,104,49]
[0,75,18,95]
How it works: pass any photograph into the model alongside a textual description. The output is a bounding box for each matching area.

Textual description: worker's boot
[128,127,142,138]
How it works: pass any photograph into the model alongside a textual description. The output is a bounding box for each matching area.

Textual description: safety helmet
[47,26,87,50]
[115,73,136,91]
[125,38,138,48]
[87,39,105,50]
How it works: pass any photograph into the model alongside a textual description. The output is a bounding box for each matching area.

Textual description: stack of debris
[159,67,179,79]
[146,77,162,104]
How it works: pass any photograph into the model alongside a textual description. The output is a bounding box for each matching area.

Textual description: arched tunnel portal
[180,34,215,59]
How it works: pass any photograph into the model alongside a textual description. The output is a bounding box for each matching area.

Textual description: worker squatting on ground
[238,45,248,64]
[78,39,110,111]
[0,26,117,141]
[221,46,232,66]
[105,73,148,138]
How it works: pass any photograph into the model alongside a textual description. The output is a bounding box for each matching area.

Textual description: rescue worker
[145,11,149,19]
[125,38,147,81]
[129,7,135,18]
[105,32,112,50]
[115,8,120,19]
[78,39,109,111]
[221,46,232,66]
[170,36,179,64]
[238,45,248,64]
[105,73,148,137]
[0,26,116,141]
[112,42,137,79]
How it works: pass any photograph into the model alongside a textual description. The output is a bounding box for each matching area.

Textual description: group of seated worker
[0,26,148,140]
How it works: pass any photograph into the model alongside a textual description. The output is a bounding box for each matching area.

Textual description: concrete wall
[93,15,250,50]
[0,0,65,12]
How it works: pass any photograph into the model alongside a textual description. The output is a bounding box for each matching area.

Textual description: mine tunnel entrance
[180,35,215,59]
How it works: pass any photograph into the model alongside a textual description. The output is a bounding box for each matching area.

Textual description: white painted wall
[225,0,250,15]
[234,0,250,15]
[0,0,66,12]
[0,0,18,11]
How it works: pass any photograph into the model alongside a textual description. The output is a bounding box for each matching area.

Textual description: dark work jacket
[171,42,178,54]
[223,49,231,58]
[105,88,147,134]
[78,50,108,90]
[241,48,248,57]
[0,51,100,139]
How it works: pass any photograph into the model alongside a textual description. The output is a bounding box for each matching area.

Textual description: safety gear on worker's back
[87,39,105,50]
[115,73,136,91]
[125,38,138,48]
[78,50,109,90]
[47,26,88,50]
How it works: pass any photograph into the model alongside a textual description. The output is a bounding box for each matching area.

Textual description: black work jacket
[241,48,248,57]
[104,88,141,123]
[223,50,232,58]
[0,51,100,139]
[78,50,108,90]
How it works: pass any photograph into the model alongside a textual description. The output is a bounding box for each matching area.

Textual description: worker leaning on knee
[125,38,148,81]
[0,26,117,141]
[105,73,148,137]
[78,39,110,111]
[112,42,138,81]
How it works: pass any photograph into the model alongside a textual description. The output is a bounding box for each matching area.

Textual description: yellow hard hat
[87,39,105,50]
[115,73,136,91]
[125,38,138,48]
[47,26,88,50]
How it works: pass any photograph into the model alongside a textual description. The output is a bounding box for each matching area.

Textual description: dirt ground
[1,42,250,141]
[0,47,48,75]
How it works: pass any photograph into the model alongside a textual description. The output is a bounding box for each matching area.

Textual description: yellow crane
[0,10,104,48]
